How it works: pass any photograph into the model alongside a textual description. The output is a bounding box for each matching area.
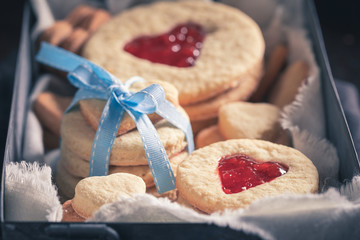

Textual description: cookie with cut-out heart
[83,1,264,107]
[176,139,319,214]
[79,80,179,136]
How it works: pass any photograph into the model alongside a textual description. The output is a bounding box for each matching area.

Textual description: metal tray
[1,0,359,239]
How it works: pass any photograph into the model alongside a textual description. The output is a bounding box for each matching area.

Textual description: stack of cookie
[81,1,265,134]
[55,80,189,200]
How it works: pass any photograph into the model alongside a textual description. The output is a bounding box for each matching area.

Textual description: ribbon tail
[89,93,125,176]
[156,100,195,153]
[36,42,92,73]
[127,110,176,194]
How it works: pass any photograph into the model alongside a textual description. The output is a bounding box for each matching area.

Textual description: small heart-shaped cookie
[71,173,146,218]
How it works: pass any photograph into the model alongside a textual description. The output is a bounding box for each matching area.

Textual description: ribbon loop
[36,42,194,194]
[68,64,108,91]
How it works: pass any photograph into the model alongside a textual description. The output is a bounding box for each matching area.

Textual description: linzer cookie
[176,139,319,214]
[82,1,265,107]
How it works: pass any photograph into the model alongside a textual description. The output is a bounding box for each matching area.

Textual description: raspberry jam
[218,154,288,194]
[123,23,206,67]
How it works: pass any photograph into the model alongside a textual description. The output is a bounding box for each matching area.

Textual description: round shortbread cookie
[79,80,180,136]
[195,125,224,149]
[83,1,265,105]
[191,117,217,135]
[72,173,146,218]
[56,159,82,200]
[218,102,286,143]
[61,110,187,166]
[176,139,319,214]
[60,144,188,187]
[183,63,262,121]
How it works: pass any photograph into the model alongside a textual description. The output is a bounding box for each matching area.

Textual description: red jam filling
[218,154,288,194]
[123,23,206,67]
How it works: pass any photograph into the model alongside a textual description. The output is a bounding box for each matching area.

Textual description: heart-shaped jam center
[124,23,206,67]
[218,154,288,194]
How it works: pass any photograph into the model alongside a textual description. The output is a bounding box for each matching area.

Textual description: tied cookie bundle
[36,43,194,204]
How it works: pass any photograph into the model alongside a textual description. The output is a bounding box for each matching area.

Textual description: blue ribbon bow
[36,42,194,193]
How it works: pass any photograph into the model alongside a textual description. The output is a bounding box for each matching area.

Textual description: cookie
[195,125,224,149]
[59,28,89,54]
[251,44,289,102]
[38,21,73,46]
[78,9,111,33]
[267,60,310,108]
[191,117,217,135]
[83,1,265,106]
[146,187,179,202]
[176,195,204,214]
[38,5,110,58]
[71,173,146,218]
[56,159,82,200]
[33,92,72,136]
[176,139,319,213]
[61,200,85,222]
[60,144,187,187]
[196,102,290,148]
[43,128,60,150]
[218,102,287,143]
[79,80,179,136]
[61,110,187,166]
[66,5,96,27]
[183,71,261,121]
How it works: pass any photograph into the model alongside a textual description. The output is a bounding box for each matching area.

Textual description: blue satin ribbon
[36,42,194,193]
